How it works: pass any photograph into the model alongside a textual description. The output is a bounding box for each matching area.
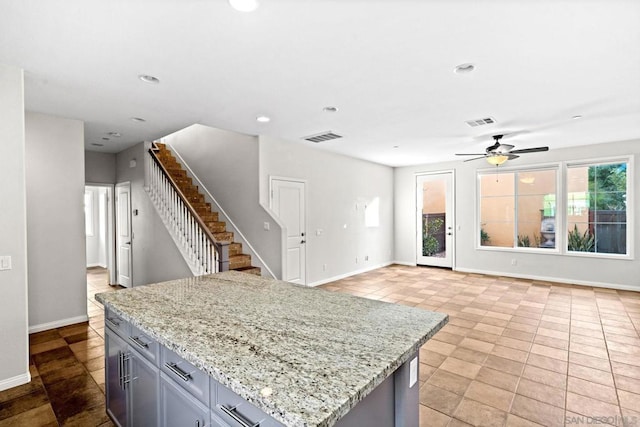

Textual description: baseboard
[0,372,31,392]
[307,262,393,287]
[86,263,106,268]
[29,315,89,334]
[454,267,640,292]
[391,261,417,267]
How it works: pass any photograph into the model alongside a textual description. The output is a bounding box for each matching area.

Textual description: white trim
[85,183,116,285]
[454,267,639,292]
[307,262,393,287]
[392,260,417,267]
[168,145,277,279]
[29,315,89,334]
[0,372,31,392]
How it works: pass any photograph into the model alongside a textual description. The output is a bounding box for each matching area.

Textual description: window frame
[476,163,561,253]
[475,155,633,260]
[564,156,633,260]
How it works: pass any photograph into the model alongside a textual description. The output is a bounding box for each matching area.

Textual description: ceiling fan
[456,134,549,165]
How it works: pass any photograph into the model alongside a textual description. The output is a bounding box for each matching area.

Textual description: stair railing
[147,143,229,274]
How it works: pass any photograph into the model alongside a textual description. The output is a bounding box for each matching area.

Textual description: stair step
[213,231,233,242]
[189,202,211,212]
[200,212,219,222]
[232,266,261,276]
[229,254,252,269]
[229,242,242,257]
[207,221,226,233]
[185,194,205,203]
[168,169,187,178]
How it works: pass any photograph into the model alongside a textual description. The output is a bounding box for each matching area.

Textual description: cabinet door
[106,328,128,427]
[129,348,159,427]
[160,373,210,427]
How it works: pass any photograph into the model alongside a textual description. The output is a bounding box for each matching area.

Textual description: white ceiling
[1,0,639,167]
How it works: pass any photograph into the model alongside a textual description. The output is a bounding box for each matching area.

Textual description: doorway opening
[84,184,115,283]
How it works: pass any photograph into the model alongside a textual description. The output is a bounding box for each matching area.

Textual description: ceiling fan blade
[507,154,520,160]
[495,144,515,153]
[509,146,549,154]
[463,156,487,162]
[456,153,486,156]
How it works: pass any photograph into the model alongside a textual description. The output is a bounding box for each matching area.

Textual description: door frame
[269,176,307,285]
[85,182,116,285]
[115,181,133,287]
[416,170,456,269]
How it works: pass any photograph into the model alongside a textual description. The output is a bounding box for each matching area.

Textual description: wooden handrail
[148,143,229,271]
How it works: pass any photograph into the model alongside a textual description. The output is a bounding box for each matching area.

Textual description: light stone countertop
[96,271,448,427]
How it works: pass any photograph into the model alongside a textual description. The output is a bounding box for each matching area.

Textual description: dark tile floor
[1,265,639,426]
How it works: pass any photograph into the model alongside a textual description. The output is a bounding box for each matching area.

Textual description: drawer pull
[106,317,121,328]
[165,362,192,382]
[129,335,150,349]
[219,404,260,427]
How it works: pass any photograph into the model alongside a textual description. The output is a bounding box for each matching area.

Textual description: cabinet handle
[106,317,121,328]
[122,353,131,390]
[219,404,260,427]
[117,351,123,390]
[129,335,149,349]
[165,362,192,382]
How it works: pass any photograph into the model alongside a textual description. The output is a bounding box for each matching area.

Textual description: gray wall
[0,64,29,389]
[259,135,394,286]
[395,139,640,290]
[25,112,88,330]
[161,125,282,278]
[116,143,191,286]
[85,151,116,184]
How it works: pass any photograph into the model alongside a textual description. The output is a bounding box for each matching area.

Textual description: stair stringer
[167,143,276,279]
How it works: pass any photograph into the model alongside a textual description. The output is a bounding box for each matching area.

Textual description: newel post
[217,242,230,272]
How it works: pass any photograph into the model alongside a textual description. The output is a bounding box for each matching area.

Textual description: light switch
[0,256,12,271]
[263,222,270,231]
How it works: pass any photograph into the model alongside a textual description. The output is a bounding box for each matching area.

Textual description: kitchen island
[96,271,447,427]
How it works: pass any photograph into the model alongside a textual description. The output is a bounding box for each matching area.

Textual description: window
[479,168,557,249]
[566,161,628,255]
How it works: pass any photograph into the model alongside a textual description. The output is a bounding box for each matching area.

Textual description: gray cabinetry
[106,328,128,427]
[160,373,210,427]
[129,349,159,427]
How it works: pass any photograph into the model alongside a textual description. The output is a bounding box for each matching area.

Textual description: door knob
[125,241,131,245]
[300,240,306,244]
[447,233,452,236]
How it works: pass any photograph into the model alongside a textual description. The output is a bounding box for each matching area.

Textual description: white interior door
[416,172,455,268]
[271,179,306,285]
[115,182,133,287]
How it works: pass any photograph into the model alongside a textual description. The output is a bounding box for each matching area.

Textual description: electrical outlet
[511,259,517,266]
[355,257,358,264]
[323,264,327,271]
[263,222,270,231]
[365,255,369,261]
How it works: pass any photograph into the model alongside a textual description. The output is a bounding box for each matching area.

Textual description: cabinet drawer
[128,323,159,365]
[105,308,129,338]
[161,347,210,406]
[214,382,284,427]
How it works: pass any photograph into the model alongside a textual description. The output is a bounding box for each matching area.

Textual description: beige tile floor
[321,265,640,427]
[1,265,639,426]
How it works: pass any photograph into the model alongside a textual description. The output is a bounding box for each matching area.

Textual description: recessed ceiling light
[102,137,110,141]
[323,106,338,113]
[256,115,271,123]
[572,115,583,120]
[393,145,400,149]
[91,143,104,147]
[138,74,160,84]
[130,117,146,122]
[107,132,121,137]
[229,0,259,12]
[454,63,475,74]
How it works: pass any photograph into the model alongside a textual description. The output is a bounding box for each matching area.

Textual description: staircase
[150,143,261,276]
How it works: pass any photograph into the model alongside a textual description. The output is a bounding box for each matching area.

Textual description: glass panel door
[416,172,454,268]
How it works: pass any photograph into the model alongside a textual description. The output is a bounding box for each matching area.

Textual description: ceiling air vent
[303,131,343,143]
[465,117,496,127]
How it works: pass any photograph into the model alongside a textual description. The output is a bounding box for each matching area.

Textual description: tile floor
[0,265,639,426]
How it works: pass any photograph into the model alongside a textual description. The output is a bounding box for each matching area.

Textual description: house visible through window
[479,168,557,249]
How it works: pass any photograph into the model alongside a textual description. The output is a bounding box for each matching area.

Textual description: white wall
[395,139,640,290]
[85,151,116,184]
[0,64,30,390]
[160,125,282,278]
[259,135,394,286]
[25,112,88,331]
[116,143,192,286]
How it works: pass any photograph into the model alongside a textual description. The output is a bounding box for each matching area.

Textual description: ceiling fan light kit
[456,134,549,166]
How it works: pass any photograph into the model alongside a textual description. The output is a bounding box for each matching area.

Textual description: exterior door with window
[416,172,454,268]
[116,182,132,287]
